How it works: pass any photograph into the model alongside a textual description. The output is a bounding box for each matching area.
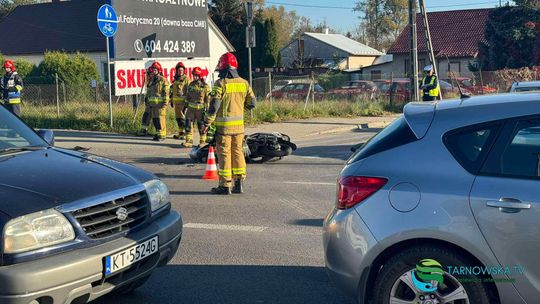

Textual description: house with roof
[0,0,234,81]
[279,31,384,71]
[362,8,493,79]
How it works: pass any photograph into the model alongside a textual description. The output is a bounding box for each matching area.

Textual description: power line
[265,1,504,10]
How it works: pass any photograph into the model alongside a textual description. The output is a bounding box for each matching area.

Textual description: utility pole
[419,0,442,100]
[245,1,255,87]
[409,0,419,101]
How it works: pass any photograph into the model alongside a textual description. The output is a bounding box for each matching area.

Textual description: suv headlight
[144,180,170,212]
[3,209,75,254]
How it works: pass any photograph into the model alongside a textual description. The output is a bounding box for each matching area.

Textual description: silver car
[324,93,540,304]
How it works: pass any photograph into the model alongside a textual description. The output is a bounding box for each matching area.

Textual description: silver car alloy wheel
[389,269,469,304]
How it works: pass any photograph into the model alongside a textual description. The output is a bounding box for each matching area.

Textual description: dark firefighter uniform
[1,61,23,116]
[184,76,210,148]
[171,64,190,139]
[138,68,153,136]
[205,57,256,195]
[147,72,170,141]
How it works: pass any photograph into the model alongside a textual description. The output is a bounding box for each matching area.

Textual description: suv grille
[71,191,149,239]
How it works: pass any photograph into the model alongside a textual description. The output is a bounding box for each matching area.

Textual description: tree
[514,0,540,7]
[479,5,540,70]
[0,0,44,21]
[262,18,279,66]
[353,0,408,50]
[263,6,300,48]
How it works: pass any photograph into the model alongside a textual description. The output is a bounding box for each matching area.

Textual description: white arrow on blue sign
[97,4,118,38]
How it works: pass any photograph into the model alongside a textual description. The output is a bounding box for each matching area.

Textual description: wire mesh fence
[9,66,540,133]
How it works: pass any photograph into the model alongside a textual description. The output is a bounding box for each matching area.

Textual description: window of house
[371,70,382,80]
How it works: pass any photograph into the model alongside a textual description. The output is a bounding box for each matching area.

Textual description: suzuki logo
[116,207,129,221]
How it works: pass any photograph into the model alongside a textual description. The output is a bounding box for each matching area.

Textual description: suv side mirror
[37,129,55,146]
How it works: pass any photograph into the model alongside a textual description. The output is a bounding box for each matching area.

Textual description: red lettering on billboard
[127,70,136,88]
[117,70,127,89]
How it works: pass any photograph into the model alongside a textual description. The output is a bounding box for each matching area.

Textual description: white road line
[284,181,335,186]
[184,223,268,232]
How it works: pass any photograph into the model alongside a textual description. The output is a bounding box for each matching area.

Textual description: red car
[271,83,325,100]
[327,80,379,100]
[443,77,497,95]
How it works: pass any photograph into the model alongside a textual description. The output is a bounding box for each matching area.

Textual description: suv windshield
[0,106,47,151]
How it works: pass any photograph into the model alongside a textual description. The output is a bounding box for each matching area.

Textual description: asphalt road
[56,127,379,304]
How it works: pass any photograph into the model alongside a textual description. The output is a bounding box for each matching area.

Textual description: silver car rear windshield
[347,117,417,164]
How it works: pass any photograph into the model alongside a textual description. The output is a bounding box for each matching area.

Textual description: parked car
[0,106,182,303]
[509,81,540,93]
[271,80,294,92]
[443,77,497,95]
[378,78,459,103]
[271,82,325,100]
[327,81,379,100]
[324,93,540,304]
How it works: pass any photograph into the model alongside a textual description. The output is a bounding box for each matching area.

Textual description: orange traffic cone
[202,146,219,180]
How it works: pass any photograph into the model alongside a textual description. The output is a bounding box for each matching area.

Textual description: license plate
[104,236,159,275]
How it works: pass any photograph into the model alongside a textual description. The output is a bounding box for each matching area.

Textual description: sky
[264,0,512,33]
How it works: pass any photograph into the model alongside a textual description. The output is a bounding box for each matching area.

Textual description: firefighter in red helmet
[1,60,24,116]
[183,67,210,148]
[171,61,190,140]
[204,53,256,195]
[146,61,170,141]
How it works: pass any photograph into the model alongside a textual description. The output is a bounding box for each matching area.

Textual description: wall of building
[386,53,476,79]
[347,56,377,70]
[280,35,349,68]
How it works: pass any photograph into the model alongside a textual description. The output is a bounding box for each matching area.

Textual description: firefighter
[171,62,190,140]
[147,61,170,141]
[183,67,210,148]
[204,53,256,195]
[136,67,153,136]
[420,64,440,102]
[1,60,23,116]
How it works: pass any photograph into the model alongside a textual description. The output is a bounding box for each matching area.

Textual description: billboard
[112,0,210,59]
[114,59,212,96]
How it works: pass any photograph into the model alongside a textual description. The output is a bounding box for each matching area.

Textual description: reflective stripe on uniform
[8,98,21,104]
[148,97,165,103]
[210,86,223,96]
[422,76,439,97]
[188,103,205,110]
[225,83,247,93]
[15,85,22,92]
[172,97,185,103]
[215,116,244,127]
[218,169,232,177]
[232,168,246,175]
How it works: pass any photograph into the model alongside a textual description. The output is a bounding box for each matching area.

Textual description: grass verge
[21,99,399,134]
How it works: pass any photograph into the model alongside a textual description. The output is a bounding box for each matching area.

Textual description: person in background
[171,62,190,140]
[420,64,440,102]
[1,60,23,116]
[146,61,170,142]
[183,67,210,148]
[136,67,153,137]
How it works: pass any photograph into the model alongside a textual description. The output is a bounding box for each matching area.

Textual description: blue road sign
[97,4,118,38]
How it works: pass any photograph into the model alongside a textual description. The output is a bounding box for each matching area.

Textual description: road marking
[184,223,268,232]
[284,181,335,186]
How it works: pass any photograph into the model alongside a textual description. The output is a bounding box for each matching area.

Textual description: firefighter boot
[211,186,232,195]
[232,179,244,194]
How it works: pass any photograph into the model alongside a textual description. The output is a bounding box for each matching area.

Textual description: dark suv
[0,106,182,303]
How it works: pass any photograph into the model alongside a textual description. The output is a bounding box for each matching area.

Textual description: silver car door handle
[487,198,531,211]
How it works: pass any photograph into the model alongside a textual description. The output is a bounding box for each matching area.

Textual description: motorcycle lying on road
[189,132,297,163]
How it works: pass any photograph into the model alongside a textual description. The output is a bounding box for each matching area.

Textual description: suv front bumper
[0,210,182,304]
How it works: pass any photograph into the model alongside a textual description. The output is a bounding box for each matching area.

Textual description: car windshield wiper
[0,146,48,155]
